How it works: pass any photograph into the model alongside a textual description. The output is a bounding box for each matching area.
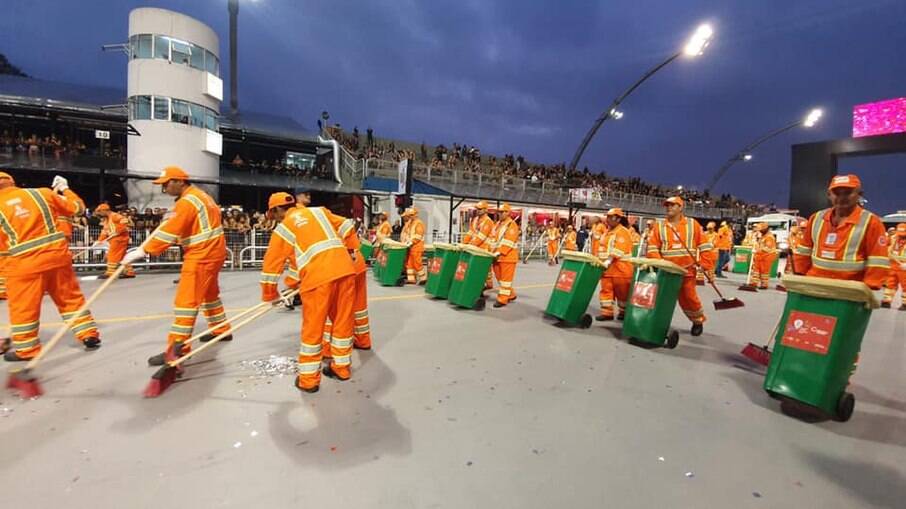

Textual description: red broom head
[738,285,759,292]
[6,370,44,399]
[143,366,178,398]
[775,285,787,292]
[713,297,745,310]
[741,343,771,366]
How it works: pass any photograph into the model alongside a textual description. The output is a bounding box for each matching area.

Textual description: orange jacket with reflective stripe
[646,216,714,275]
[546,226,561,242]
[590,223,608,256]
[792,206,889,289]
[98,212,130,243]
[716,225,733,250]
[402,218,426,249]
[56,215,75,240]
[598,224,634,278]
[0,186,85,275]
[260,206,355,298]
[889,238,906,268]
[376,221,392,242]
[753,231,777,256]
[464,214,494,250]
[145,186,226,263]
[492,217,521,263]
[564,231,577,251]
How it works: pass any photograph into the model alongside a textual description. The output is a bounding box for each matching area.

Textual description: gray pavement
[1,263,904,508]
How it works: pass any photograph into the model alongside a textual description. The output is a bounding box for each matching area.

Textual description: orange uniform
[491,210,520,305]
[323,225,372,353]
[881,226,906,307]
[464,214,495,251]
[697,229,719,284]
[564,229,578,251]
[647,217,714,324]
[376,220,392,243]
[590,222,608,257]
[716,224,733,251]
[0,186,99,358]
[546,226,561,263]
[748,230,777,289]
[792,206,889,290]
[260,206,356,389]
[98,211,135,277]
[0,254,6,300]
[144,185,229,353]
[401,212,427,284]
[597,224,634,319]
[785,228,803,275]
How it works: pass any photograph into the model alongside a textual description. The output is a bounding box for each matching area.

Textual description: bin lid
[780,274,879,308]
[624,257,687,275]
[561,250,605,268]
[424,244,436,252]
[461,244,495,258]
[432,242,459,251]
[380,239,408,250]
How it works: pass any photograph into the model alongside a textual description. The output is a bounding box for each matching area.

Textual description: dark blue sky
[1,0,905,213]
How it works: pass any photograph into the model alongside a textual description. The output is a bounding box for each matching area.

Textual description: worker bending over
[94,203,136,279]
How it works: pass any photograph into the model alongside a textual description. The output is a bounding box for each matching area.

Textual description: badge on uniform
[825,233,837,245]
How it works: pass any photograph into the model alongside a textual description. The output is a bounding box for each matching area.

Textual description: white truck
[746,213,804,251]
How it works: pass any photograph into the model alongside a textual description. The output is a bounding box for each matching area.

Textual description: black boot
[322,364,349,381]
[0,337,9,355]
[880,302,891,309]
[493,301,506,308]
[900,305,906,311]
[595,315,613,322]
[4,349,30,362]
[200,333,233,343]
[691,323,703,337]
[82,337,101,351]
[148,342,185,366]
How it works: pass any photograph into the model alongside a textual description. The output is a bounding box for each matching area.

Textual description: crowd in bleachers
[227,154,333,180]
[0,129,123,160]
[326,124,764,213]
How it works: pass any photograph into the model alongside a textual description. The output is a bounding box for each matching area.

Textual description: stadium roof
[0,74,315,141]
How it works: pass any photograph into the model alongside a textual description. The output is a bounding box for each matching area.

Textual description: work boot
[199,333,233,343]
[292,294,301,307]
[119,273,136,279]
[97,274,110,280]
[880,302,891,309]
[596,314,613,322]
[691,323,704,336]
[493,301,506,308]
[899,305,906,311]
[617,312,626,321]
[0,337,9,355]
[322,364,350,381]
[508,295,517,302]
[4,349,33,362]
[295,377,319,393]
[147,342,186,367]
[82,337,101,351]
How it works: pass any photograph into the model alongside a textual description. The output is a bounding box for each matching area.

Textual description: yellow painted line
[0,282,555,330]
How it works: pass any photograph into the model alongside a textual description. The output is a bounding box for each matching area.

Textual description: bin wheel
[473,298,486,311]
[665,330,680,349]
[396,276,406,287]
[580,314,593,329]
[835,392,855,422]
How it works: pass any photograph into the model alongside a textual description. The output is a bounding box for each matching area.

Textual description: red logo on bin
[631,281,658,309]
[555,270,577,292]
[454,261,468,281]
[735,253,748,263]
[377,251,388,267]
[429,257,443,275]
[780,311,836,355]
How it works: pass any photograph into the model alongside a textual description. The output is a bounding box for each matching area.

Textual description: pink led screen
[852,97,906,137]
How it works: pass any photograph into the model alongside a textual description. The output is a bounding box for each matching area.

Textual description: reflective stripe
[200,300,224,311]
[0,211,17,245]
[151,228,180,244]
[412,234,424,241]
[182,226,224,247]
[11,321,39,333]
[8,232,66,256]
[300,343,322,355]
[272,223,295,244]
[61,309,91,320]
[500,281,512,287]
[499,239,517,249]
[205,312,227,323]
[260,273,280,284]
[338,219,355,238]
[71,321,98,334]
[294,238,345,272]
[173,308,198,317]
[867,256,889,269]
[169,324,194,334]
[810,208,873,272]
[331,336,354,348]
[699,243,714,251]
[322,332,332,341]
[325,318,333,326]
[297,361,321,374]
[354,310,369,319]
[333,354,351,365]
[24,189,57,234]
[499,288,511,296]
[183,194,212,233]
[354,325,370,334]
[794,245,812,256]
[12,337,40,349]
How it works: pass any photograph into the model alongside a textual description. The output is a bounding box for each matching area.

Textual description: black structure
[790,131,906,216]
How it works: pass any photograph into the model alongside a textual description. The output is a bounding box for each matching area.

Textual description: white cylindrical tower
[126,8,223,208]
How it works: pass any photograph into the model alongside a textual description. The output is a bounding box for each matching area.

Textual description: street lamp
[568,23,714,171]
[705,108,824,193]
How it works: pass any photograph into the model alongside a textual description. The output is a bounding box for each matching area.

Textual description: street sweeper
[645,196,716,336]
[742,222,777,290]
[93,203,136,279]
[0,173,101,361]
[463,201,495,250]
[490,203,521,307]
[401,207,427,285]
[696,221,719,286]
[259,197,358,393]
[881,223,906,309]
[546,223,561,265]
[596,208,634,321]
[125,166,232,367]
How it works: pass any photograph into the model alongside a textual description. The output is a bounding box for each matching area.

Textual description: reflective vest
[0,186,84,274]
[402,218,425,249]
[465,215,494,250]
[492,217,521,263]
[145,186,226,263]
[889,238,906,267]
[590,223,608,256]
[647,216,711,274]
[98,212,130,243]
[598,224,634,278]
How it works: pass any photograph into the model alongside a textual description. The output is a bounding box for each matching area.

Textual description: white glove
[92,241,109,251]
[52,175,69,193]
[122,247,147,265]
[603,259,612,270]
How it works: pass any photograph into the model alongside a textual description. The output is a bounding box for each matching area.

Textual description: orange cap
[606,207,625,218]
[152,166,190,184]
[757,222,770,231]
[0,171,14,185]
[475,201,488,210]
[500,203,512,213]
[828,174,861,191]
[707,221,716,229]
[403,207,418,217]
[897,223,906,236]
[267,192,295,210]
[95,203,111,213]
[663,196,684,207]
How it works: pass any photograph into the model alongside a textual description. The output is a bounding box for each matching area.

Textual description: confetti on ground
[685,472,695,478]
[238,355,298,378]
[233,442,242,448]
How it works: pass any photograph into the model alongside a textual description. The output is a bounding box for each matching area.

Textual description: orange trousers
[105,238,135,277]
[678,275,706,324]
[599,276,631,318]
[547,241,558,262]
[298,274,355,390]
[6,264,99,359]
[883,268,905,305]
[323,271,372,354]
[749,254,777,289]
[406,247,426,284]
[492,261,517,304]
[0,276,6,299]
[167,261,229,351]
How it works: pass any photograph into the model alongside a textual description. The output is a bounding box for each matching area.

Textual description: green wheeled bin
[425,242,461,299]
[732,246,752,274]
[374,239,409,287]
[448,245,495,311]
[359,239,374,263]
[763,275,878,422]
[631,244,640,257]
[544,250,605,328]
[621,257,687,348]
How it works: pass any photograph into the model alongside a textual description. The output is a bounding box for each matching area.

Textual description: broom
[738,236,760,292]
[741,316,783,366]
[6,225,166,398]
[143,288,299,398]
[666,223,744,311]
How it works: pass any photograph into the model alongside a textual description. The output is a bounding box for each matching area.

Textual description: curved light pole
[568,23,714,171]
[705,108,823,193]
